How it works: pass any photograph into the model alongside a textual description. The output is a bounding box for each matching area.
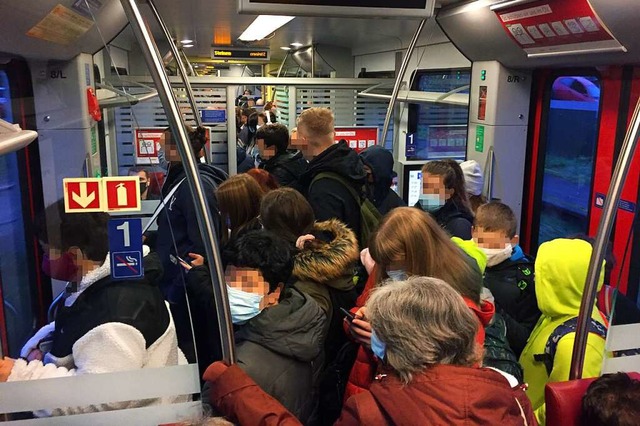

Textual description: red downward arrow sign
[71,182,96,208]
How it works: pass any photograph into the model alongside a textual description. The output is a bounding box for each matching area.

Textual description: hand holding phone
[340,307,355,322]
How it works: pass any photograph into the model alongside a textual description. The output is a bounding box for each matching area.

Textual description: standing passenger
[418,159,474,239]
[297,108,367,241]
[216,174,264,247]
[359,145,405,216]
[256,123,308,189]
[520,238,608,425]
[474,202,540,357]
[197,230,326,424]
[155,126,227,361]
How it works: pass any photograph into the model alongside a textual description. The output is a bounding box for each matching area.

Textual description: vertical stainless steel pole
[311,45,315,78]
[227,86,238,175]
[146,0,203,128]
[569,93,640,379]
[121,0,235,363]
[380,19,426,147]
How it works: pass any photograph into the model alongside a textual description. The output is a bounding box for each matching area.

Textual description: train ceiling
[0,0,461,62]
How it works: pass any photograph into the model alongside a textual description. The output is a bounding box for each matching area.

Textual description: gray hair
[366,276,481,384]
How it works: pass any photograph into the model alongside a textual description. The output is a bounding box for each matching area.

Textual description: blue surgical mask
[419,193,445,212]
[386,269,407,282]
[227,285,263,324]
[370,329,387,361]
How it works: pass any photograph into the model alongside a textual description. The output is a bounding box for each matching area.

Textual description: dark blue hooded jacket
[155,162,227,300]
[359,145,405,216]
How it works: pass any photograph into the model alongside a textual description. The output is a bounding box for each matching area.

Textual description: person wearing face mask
[256,123,308,191]
[0,200,187,416]
[189,230,326,424]
[128,166,161,201]
[203,277,535,426]
[473,202,540,358]
[417,159,474,240]
[343,207,493,403]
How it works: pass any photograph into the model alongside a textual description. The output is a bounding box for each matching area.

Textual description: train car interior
[0,0,639,424]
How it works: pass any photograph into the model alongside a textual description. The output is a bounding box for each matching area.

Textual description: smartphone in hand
[340,307,356,322]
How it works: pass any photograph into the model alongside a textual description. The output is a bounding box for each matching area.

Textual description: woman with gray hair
[202,276,535,425]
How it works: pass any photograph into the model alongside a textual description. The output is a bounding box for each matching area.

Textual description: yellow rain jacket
[519,239,607,425]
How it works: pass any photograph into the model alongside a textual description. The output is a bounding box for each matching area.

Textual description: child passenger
[520,238,608,425]
[473,202,540,357]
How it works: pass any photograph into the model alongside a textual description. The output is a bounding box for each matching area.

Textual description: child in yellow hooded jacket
[519,238,608,425]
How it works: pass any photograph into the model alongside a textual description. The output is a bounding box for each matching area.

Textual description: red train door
[524,66,640,299]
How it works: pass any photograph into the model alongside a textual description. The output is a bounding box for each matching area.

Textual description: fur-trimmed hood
[292,219,359,286]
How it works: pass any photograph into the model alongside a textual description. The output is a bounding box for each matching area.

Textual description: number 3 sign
[108,218,144,280]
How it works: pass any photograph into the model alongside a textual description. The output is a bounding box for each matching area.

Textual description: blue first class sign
[108,218,144,280]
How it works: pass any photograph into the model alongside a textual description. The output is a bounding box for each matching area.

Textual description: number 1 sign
[108,218,144,280]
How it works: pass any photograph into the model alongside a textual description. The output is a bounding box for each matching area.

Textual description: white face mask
[481,244,513,267]
[227,285,264,324]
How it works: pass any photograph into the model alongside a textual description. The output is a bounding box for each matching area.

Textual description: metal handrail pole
[121,0,235,363]
[146,0,203,127]
[569,92,640,379]
[380,18,426,146]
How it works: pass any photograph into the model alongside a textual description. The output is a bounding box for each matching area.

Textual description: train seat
[546,372,640,426]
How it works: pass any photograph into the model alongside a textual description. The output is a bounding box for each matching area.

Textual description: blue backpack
[534,317,607,376]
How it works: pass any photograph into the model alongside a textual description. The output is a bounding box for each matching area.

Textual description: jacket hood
[535,238,604,318]
[162,163,228,195]
[360,146,394,204]
[464,297,495,328]
[369,364,533,425]
[292,219,359,285]
[237,288,325,362]
[301,140,367,185]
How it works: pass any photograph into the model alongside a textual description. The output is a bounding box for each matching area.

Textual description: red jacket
[344,271,495,400]
[205,362,536,426]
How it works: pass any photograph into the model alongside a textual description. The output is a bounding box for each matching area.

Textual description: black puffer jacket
[300,141,367,236]
[359,146,405,216]
[261,149,308,189]
[235,287,326,425]
[484,247,540,357]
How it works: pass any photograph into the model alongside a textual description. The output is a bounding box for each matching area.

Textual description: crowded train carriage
[1,0,640,424]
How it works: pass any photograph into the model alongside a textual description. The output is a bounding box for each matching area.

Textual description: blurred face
[422,172,452,201]
[473,227,514,249]
[258,116,267,127]
[363,165,374,184]
[241,114,249,125]
[225,265,279,309]
[160,132,181,162]
[290,136,311,160]
[256,138,276,160]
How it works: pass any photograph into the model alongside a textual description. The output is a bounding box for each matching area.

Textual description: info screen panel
[239,0,435,18]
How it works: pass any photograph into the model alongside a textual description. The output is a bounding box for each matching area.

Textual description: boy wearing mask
[473,202,540,357]
[188,230,326,425]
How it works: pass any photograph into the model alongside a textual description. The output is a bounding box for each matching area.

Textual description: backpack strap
[534,317,607,376]
[142,177,186,234]
[309,172,362,206]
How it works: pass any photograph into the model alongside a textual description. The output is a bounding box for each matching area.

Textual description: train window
[537,75,601,245]
[407,68,470,161]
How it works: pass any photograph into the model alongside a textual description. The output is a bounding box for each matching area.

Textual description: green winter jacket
[519,239,607,425]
